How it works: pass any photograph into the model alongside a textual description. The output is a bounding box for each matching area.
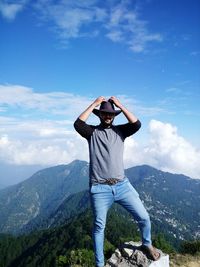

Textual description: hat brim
[92,109,121,116]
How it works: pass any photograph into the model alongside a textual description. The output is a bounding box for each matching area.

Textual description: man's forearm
[120,105,138,123]
[79,103,97,122]
[78,96,106,122]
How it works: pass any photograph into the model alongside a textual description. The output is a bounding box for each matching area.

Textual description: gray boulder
[105,241,169,267]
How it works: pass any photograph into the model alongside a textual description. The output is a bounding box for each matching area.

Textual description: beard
[100,117,114,127]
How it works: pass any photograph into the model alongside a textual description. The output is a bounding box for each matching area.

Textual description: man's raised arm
[109,96,138,123]
[78,96,106,122]
[74,96,106,139]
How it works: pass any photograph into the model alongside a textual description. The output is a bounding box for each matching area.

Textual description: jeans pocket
[90,184,99,194]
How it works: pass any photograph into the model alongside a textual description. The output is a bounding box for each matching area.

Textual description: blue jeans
[90,178,151,267]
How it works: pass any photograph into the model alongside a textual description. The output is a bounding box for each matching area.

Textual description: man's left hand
[109,96,123,109]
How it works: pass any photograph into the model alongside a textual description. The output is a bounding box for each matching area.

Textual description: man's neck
[100,123,112,128]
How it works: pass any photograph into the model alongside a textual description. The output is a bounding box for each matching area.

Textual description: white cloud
[0,132,89,166]
[1,85,199,179]
[1,116,200,179]
[0,117,72,140]
[105,1,162,52]
[190,51,200,56]
[0,107,7,112]
[106,30,124,42]
[0,84,92,166]
[0,84,92,118]
[116,94,167,117]
[0,0,163,52]
[0,85,167,123]
[33,0,162,52]
[124,120,200,179]
[166,87,181,94]
[34,0,107,41]
[0,0,27,20]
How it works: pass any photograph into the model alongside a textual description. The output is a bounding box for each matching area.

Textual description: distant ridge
[0,160,89,233]
[0,160,199,246]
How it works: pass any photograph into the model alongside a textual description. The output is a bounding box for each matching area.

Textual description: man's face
[99,112,115,126]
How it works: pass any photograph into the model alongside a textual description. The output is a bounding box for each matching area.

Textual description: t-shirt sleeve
[74,118,95,139]
[117,120,141,138]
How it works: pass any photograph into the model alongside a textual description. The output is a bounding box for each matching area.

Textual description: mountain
[47,190,90,228]
[43,164,200,244]
[0,163,44,186]
[0,183,6,190]
[0,160,199,246]
[0,208,141,267]
[0,208,199,267]
[23,189,91,232]
[126,165,200,243]
[0,160,89,234]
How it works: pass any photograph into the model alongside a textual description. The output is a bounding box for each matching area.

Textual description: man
[74,96,160,267]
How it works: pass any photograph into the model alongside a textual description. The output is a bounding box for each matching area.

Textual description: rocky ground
[104,241,200,267]
[105,241,169,267]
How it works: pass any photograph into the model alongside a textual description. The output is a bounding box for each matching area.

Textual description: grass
[169,252,200,267]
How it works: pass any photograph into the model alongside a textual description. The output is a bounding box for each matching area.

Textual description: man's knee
[93,217,106,232]
[139,213,151,227]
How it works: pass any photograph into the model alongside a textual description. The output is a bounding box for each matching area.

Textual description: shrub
[180,240,200,255]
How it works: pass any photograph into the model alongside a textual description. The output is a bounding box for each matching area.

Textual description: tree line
[0,207,199,267]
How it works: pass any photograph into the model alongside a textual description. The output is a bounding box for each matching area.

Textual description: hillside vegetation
[0,209,199,267]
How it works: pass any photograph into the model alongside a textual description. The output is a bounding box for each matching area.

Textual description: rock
[105,241,169,267]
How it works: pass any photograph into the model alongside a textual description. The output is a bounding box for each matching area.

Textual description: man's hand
[78,96,105,122]
[110,96,138,123]
[93,96,106,107]
[109,96,123,109]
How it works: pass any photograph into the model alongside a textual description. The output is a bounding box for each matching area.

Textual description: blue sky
[0,0,200,184]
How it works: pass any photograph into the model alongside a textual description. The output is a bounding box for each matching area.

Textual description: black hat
[92,100,121,116]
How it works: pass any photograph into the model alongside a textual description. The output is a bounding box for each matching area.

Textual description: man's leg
[90,184,114,267]
[114,179,151,246]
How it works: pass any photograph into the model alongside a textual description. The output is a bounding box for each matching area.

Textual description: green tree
[180,240,200,255]
[153,233,175,254]
[59,249,94,266]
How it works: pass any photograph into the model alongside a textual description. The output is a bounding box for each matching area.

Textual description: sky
[0,0,200,185]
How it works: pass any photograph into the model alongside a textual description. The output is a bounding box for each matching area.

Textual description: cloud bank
[124,120,200,179]
[0,0,162,53]
[0,84,200,179]
[0,84,92,118]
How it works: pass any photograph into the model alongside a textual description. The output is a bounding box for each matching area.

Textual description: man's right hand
[78,96,105,122]
[93,96,106,107]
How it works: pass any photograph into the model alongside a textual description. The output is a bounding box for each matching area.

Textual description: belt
[99,178,120,185]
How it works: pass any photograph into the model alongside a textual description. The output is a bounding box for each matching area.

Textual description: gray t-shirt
[74,118,141,185]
